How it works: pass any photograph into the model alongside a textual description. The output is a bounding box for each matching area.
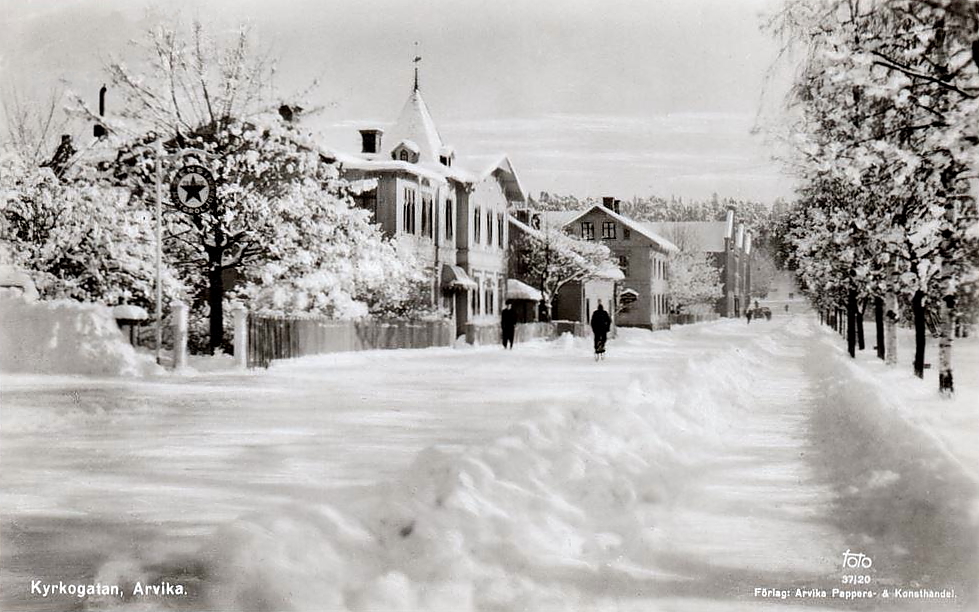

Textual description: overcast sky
[1,0,796,203]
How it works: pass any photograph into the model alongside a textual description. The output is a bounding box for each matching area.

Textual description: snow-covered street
[1,316,976,611]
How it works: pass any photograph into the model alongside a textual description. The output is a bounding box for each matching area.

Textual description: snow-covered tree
[0,152,184,307]
[510,226,621,319]
[771,0,979,393]
[86,20,421,352]
[658,224,722,313]
[234,179,425,318]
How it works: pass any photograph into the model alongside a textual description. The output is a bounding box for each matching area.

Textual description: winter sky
[0,0,796,203]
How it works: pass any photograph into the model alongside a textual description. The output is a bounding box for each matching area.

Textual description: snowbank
[183,336,761,610]
[0,297,160,377]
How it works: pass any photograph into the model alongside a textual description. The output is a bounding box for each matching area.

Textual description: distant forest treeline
[528,192,781,234]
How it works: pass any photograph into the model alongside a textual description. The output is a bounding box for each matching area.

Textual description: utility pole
[154,139,164,365]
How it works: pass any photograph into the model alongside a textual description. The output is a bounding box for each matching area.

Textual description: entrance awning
[442,264,477,291]
[506,279,543,301]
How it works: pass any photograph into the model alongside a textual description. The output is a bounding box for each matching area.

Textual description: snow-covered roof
[112,304,149,320]
[646,221,729,252]
[393,139,420,155]
[332,88,525,203]
[384,89,444,164]
[596,263,626,281]
[564,205,678,253]
[540,210,582,229]
[441,264,477,290]
[506,279,543,301]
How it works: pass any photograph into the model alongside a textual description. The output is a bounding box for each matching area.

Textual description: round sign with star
[169,164,216,215]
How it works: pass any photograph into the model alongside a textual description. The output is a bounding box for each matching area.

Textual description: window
[487,210,494,246]
[581,221,595,241]
[421,193,433,238]
[400,150,410,162]
[444,200,453,240]
[602,221,616,240]
[402,188,416,234]
[474,207,482,244]
[618,255,629,277]
[498,214,504,248]
[485,286,494,314]
[623,227,631,240]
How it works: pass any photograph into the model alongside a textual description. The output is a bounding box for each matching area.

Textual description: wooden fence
[247,315,454,368]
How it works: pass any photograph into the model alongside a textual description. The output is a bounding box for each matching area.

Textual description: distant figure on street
[784,304,789,314]
[590,302,611,360]
[746,309,753,324]
[500,302,516,349]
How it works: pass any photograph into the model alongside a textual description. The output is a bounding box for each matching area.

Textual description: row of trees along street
[771,0,979,395]
[1,22,428,353]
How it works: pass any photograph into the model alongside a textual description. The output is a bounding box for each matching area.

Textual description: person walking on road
[500,302,516,349]
[590,302,611,360]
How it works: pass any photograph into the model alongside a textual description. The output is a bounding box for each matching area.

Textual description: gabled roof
[646,221,729,252]
[564,205,677,253]
[335,88,525,202]
[384,89,444,164]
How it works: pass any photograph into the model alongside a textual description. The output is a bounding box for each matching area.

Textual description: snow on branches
[772,0,979,389]
[510,226,621,317]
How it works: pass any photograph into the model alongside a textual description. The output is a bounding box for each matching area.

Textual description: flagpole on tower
[413,42,421,92]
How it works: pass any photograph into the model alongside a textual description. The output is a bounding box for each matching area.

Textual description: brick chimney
[602,197,621,214]
[360,129,383,154]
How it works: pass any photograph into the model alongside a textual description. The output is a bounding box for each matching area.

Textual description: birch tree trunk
[939,295,954,396]
[885,293,898,367]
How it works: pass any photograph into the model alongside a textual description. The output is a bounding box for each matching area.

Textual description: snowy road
[1,317,976,611]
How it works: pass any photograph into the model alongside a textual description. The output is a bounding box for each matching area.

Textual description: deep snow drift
[0,297,158,377]
[1,315,976,611]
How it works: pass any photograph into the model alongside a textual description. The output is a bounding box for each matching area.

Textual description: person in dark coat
[500,302,517,349]
[590,302,611,360]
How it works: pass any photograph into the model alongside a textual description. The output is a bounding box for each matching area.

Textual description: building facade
[648,209,753,317]
[337,84,526,338]
[563,200,677,330]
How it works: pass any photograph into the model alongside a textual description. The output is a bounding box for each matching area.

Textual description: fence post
[232,303,248,369]
[172,300,188,370]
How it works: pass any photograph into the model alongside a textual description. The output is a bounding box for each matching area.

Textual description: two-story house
[335,81,526,338]
[537,199,676,329]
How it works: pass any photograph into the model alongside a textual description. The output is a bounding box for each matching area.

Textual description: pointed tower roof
[385,89,444,164]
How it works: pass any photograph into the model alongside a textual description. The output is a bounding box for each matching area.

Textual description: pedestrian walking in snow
[590,302,611,360]
[746,309,753,324]
[500,302,516,349]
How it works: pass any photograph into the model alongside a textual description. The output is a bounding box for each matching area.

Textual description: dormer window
[391,139,420,164]
[438,146,455,167]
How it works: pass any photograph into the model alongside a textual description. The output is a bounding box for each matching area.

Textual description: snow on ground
[0,297,159,377]
[832,323,979,480]
[1,314,976,611]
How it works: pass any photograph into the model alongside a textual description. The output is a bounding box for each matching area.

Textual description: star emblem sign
[181,175,207,203]
[170,164,216,215]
